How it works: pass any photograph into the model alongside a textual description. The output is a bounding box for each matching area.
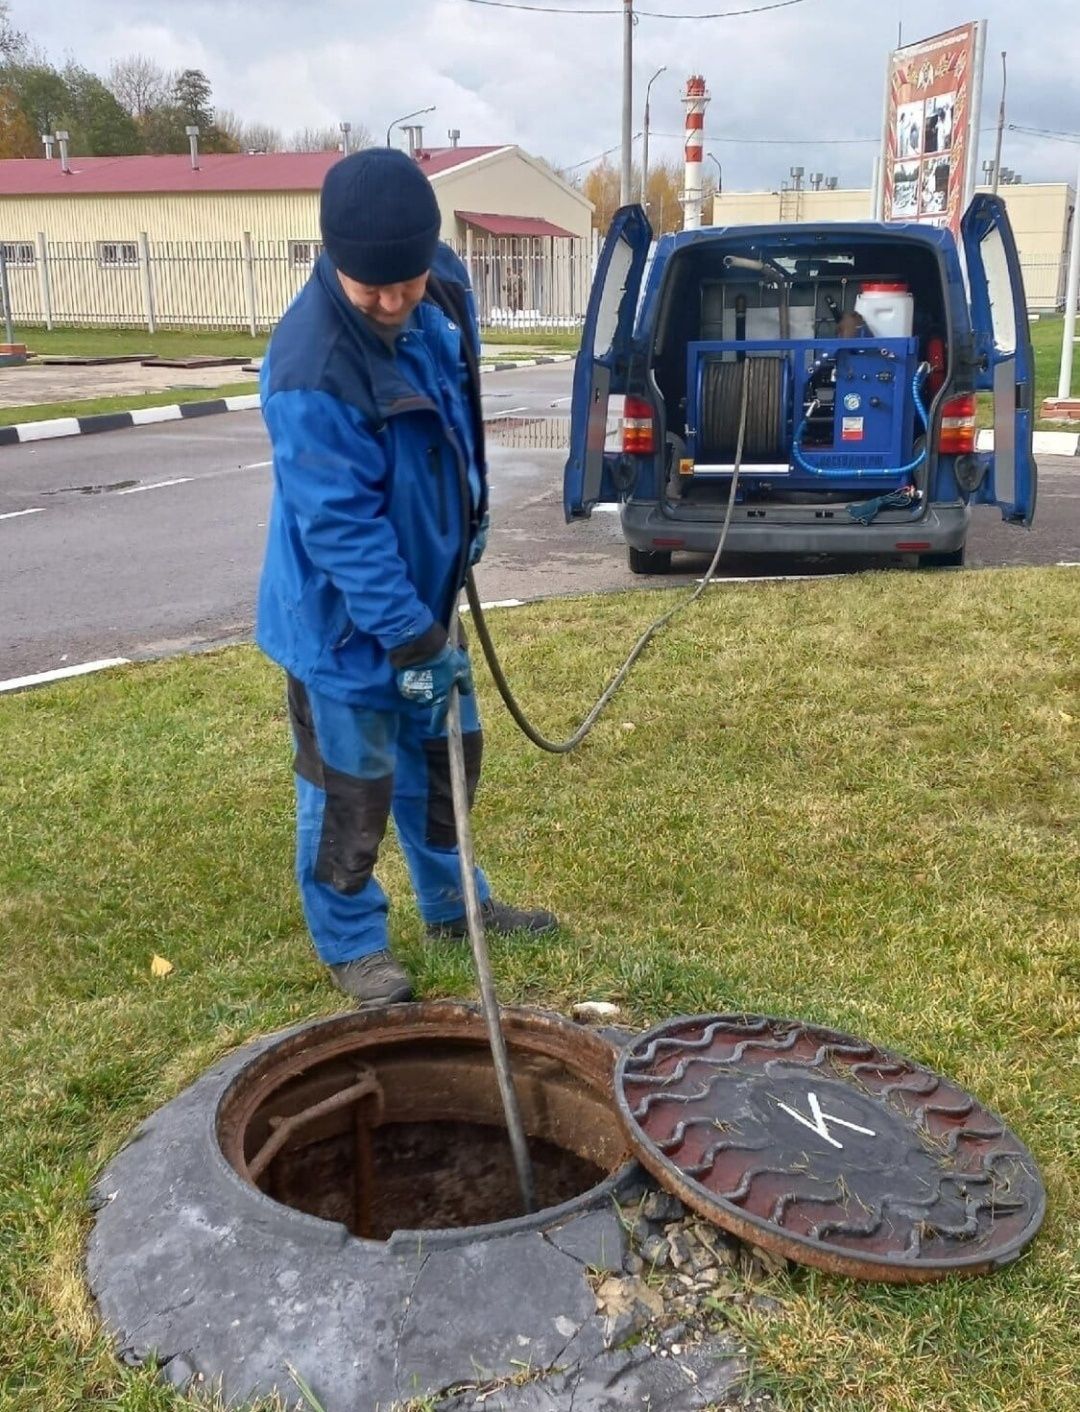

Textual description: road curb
[976,428,1080,456]
[0,356,576,448]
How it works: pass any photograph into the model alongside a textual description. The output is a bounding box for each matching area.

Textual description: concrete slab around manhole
[86,1005,758,1412]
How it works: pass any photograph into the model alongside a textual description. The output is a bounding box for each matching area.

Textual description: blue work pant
[286,675,490,965]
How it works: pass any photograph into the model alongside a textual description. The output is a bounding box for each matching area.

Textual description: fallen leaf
[572,1000,624,1024]
[1060,710,1074,724]
[150,954,174,978]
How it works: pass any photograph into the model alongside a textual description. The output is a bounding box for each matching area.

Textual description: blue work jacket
[256,246,489,706]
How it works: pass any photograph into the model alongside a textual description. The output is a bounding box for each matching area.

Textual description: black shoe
[328,950,413,1006]
[426,898,560,942]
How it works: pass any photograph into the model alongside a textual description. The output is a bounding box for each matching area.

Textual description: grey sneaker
[328,950,413,1007]
[426,898,559,942]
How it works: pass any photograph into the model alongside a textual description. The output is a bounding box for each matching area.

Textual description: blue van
[564,198,1037,572]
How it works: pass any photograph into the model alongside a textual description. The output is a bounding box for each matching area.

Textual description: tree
[582,156,716,235]
[172,68,213,129]
[63,64,141,154]
[107,54,171,119]
[216,107,283,152]
[0,0,24,63]
[2,63,69,137]
[0,85,37,157]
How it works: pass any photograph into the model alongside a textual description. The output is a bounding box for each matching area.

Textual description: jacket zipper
[427,444,449,535]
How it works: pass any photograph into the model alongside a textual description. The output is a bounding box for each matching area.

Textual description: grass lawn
[1,568,1077,1411]
[18,327,267,361]
[0,382,259,428]
[1030,316,1079,414]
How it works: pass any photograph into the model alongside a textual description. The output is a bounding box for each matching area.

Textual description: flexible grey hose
[446,616,536,1214]
[465,354,751,755]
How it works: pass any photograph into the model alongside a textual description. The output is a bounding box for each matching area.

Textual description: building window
[97,241,139,269]
[289,240,322,267]
[1,241,35,267]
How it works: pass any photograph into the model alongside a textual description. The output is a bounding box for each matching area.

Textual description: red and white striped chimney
[681,74,711,231]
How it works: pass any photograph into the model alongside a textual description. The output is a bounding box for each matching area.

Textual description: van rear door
[563,204,652,521]
[961,195,1037,525]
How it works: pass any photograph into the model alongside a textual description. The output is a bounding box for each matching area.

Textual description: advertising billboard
[880,21,987,237]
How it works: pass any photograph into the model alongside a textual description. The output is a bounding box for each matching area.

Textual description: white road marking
[130,405,183,425]
[484,407,529,420]
[242,459,273,470]
[115,477,193,496]
[460,598,524,612]
[17,417,81,441]
[592,504,620,513]
[0,507,44,520]
[0,657,130,693]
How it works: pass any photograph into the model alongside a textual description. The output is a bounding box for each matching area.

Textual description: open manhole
[217,1002,630,1240]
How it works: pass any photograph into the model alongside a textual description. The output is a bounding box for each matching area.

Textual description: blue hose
[792,364,930,479]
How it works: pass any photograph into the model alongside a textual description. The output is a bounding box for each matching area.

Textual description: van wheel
[628,547,673,575]
[918,547,966,569]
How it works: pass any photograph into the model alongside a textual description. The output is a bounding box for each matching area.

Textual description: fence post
[138,231,156,334]
[36,232,53,331]
[0,246,13,345]
[242,231,258,337]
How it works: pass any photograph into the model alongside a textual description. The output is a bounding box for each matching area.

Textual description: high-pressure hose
[791,362,931,479]
[465,355,752,755]
[445,357,749,1213]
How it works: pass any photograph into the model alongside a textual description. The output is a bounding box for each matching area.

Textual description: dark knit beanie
[320,148,441,285]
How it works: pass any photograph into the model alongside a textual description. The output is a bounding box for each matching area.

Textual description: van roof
[665,220,957,253]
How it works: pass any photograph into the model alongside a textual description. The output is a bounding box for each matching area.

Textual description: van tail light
[938,393,976,455]
[622,396,656,455]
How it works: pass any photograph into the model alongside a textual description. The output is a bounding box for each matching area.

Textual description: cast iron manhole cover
[615,1014,1045,1283]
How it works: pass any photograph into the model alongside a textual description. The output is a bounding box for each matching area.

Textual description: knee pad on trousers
[421,731,483,848]
[314,766,394,894]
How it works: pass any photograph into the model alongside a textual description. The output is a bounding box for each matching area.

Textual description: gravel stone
[642,1191,685,1223]
[640,1235,671,1267]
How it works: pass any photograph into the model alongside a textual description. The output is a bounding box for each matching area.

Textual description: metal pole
[446,610,536,1215]
[991,51,1006,195]
[1057,159,1080,402]
[242,231,258,338]
[0,247,13,345]
[642,65,666,207]
[36,232,52,331]
[138,231,156,335]
[620,0,633,206]
[963,19,988,212]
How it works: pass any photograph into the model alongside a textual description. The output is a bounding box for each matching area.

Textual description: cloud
[11,0,1080,187]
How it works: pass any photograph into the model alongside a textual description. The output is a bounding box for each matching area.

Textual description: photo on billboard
[924,93,955,154]
[896,101,925,160]
[893,163,920,216]
[879,22,985,238]
[921,157,951,216]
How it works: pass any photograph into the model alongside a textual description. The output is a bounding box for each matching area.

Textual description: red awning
[456,210,575,239]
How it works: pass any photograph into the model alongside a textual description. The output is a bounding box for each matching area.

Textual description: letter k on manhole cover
[614,1015,1045,1283]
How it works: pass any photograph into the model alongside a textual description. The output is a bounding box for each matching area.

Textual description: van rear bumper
[620,500,970,557]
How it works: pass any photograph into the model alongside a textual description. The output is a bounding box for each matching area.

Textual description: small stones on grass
[595,1179,792,1368]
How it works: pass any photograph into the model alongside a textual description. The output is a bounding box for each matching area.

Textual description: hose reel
[698,356,786,461]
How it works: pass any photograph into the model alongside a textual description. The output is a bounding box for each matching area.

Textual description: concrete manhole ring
[87,1001,753,1410]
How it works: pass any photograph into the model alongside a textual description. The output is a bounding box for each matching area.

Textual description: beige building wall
[0,190,321,244]
[0,150,595,326]
[432,149,593,242]
[709,182,1075,310]
[711,187,874,226]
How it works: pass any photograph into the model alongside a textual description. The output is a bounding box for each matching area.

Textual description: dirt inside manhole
[217,1003,630,1240]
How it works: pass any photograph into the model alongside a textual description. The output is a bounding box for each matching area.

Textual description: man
[257,147,557,1007]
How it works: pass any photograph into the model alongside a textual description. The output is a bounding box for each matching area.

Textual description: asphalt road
[2,362,1077,682]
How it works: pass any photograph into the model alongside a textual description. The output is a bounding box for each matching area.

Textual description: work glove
[396,643,473,732]
[469,512,490,567]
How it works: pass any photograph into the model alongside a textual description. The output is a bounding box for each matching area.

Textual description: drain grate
[615,1014,1045,1282]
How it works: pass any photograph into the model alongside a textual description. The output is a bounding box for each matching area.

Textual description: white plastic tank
[854,281,915,338]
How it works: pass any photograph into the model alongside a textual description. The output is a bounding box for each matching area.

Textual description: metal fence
[0,233,1067,335]
[0,232,593,335]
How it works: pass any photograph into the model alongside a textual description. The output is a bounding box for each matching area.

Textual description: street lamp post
[386,105,436,149]
[641,65,666,207]
[705,154,722,225]
[620,0,633,206]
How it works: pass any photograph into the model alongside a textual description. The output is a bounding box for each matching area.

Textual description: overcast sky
[15,0,1080,189]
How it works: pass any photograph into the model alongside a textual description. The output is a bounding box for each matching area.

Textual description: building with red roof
[0,142,593,330]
